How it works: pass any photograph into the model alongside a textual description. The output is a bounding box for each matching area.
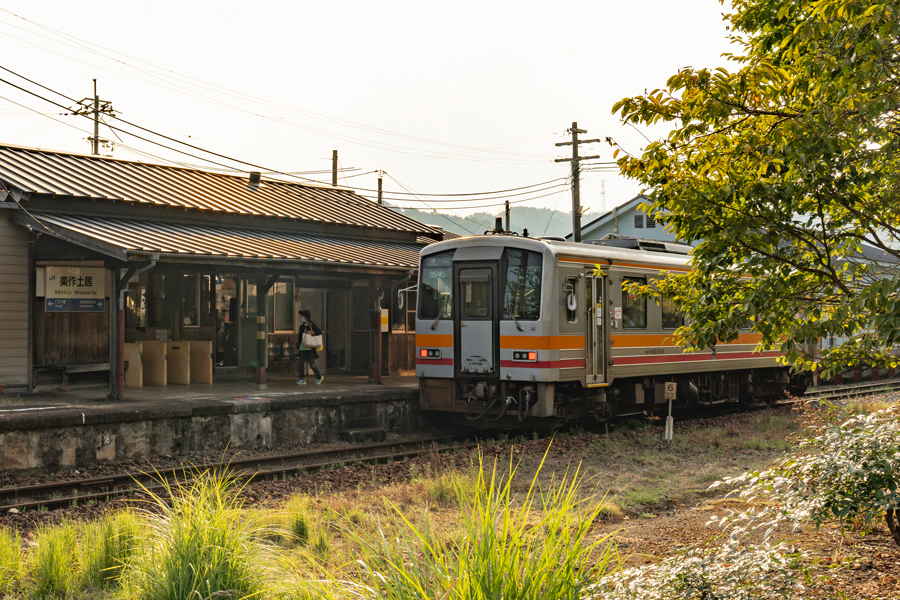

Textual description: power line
[0,13,557,164]
[0,71,571,206]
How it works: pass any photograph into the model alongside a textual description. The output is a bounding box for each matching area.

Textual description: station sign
[45,266,106,312]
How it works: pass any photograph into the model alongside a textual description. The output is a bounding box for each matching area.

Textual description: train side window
[661,296,684,329]
[622,277,647,329]
[565,277,578,323]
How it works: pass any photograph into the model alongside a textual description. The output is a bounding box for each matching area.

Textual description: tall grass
[123,468,273,600]
[79,510,142,588]
[347,450,619,600]
[0,527,23,596]
[30,521,78,598]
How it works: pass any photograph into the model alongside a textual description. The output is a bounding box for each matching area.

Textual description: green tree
[613,0,900,374]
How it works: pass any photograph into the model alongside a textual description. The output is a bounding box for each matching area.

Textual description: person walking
[296,309,324,385]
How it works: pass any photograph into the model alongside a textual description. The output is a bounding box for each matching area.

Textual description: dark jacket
[298,320,323,358]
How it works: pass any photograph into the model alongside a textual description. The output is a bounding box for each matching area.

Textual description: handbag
[302,332,324,350]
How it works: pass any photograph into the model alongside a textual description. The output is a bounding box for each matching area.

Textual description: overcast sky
[0,0,737,229]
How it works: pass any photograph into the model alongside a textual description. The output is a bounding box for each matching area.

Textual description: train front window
[502,249,542,321]
[418,251,454,320]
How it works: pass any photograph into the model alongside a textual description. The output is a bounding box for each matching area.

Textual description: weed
[283,496,311,545]
[30,521,78,598]
[0,527,23,595]
[310,527,330,561]
[123,468,272,600]
[79,511,142,588]
[347,450,618,599]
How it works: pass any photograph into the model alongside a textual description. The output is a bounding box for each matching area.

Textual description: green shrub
[124,468,272,600]
[0,527,23,595]
[712,405,900,547]
[30,521,78,598]
[347,450,618,600]
[593,540,806,599]
[79,510,142,588]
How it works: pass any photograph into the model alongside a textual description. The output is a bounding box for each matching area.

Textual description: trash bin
[124,342,143,388]
[142,341,167,386]
[190,341,213,384]
[167,342,191,385]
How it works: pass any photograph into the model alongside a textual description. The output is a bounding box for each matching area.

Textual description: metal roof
[28,212,428,270]
[0,144,439,236]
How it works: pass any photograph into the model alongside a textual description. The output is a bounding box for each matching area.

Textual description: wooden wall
[33,297,108,365]
[388,333,416,374]
[0,211,29,387]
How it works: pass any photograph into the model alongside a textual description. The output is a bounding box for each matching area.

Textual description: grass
[283,496,312,545]
[0,407,811,598]
[122,468,273,600]
[345,451,619,600]
[30,521,78,598]
[79,510,142,588]
[0,527,23,596]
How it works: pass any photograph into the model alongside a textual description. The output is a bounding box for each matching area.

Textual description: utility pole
[555,122,600,242]
[377,171,383,206]
[505,200,510,233]
[332,150,338,186]
[73,79,114,155]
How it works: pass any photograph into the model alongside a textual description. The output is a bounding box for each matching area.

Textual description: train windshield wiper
[508,297,524,331]
[430,295,447,330]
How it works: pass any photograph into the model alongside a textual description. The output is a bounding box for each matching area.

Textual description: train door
[454,263,499,377]
[585,271,607,385]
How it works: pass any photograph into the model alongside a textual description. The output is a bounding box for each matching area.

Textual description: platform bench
[36,363,110,387]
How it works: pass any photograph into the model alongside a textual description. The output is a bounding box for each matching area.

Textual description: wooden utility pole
[377,171,383,205]
[555,122,600,242]
[505,200,510,232]
[332,150,338,186]
[74,79,115,155]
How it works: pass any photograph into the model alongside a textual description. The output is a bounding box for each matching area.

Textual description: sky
[0,0,738,227]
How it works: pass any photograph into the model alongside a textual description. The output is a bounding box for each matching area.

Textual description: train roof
[420,234,693,270]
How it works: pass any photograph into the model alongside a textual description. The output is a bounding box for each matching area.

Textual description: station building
[0,144,442,396]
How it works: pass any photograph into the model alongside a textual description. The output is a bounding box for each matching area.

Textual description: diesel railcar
[414,234,811,428]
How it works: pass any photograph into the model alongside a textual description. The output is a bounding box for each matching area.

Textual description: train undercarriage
[422,367,813,429]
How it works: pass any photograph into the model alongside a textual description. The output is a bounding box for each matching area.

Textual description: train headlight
[512,351,537,362]
[419,349,442,359]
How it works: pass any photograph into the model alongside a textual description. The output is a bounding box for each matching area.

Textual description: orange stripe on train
[500,335,584,350]
[610,332,762,348]
[415,334,452,347]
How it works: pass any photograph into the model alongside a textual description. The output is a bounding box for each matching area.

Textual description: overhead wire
[0,19,555,165]
[0,69,576,209]
[0,8,556,160]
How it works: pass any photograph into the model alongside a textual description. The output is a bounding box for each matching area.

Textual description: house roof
[566,194,648,240]
[0,144,439,237]
[19,212,427,270]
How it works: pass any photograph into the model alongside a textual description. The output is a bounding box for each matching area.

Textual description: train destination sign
[44,267,106,312]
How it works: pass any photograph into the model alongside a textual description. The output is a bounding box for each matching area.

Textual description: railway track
[0,435,476,513]
[800,378,900,404]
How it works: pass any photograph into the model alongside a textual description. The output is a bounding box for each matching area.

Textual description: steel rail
[0,435,475,513]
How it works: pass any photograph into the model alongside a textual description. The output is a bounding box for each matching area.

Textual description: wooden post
[107,266,118,399]
[256,274,267,390]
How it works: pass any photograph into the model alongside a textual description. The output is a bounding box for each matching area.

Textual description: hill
[390,205,604,238]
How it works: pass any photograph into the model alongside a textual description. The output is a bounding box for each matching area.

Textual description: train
[414,231,812,428]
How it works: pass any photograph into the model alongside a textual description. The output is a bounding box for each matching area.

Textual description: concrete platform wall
[0,390,425,473]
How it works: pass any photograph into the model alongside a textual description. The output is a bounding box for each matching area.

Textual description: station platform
[0,375,424,474]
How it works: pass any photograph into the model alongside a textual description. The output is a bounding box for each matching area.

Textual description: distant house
[566,194,683,244]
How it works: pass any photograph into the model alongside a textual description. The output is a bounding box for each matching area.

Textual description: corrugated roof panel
[32,213,427,269]
[0,145,439,236]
